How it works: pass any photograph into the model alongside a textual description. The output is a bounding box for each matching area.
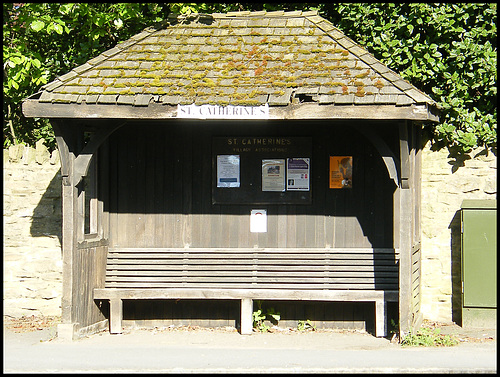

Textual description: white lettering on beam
[177,104,269,119]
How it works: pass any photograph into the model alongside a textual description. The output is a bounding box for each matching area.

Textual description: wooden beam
[23,101,178,119]
[23,100,439,122]
[94,288,399,301]
[274,103,439,122]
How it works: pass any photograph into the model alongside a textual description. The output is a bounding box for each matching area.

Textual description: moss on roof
[38,10,436,107]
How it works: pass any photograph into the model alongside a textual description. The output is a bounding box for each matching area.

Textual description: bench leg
[375,299,387,337]
[109,299,123,334]
[240,298,253,335]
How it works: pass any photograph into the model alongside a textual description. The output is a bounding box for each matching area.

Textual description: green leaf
[59,3,74,15]
[11,80,19,90]
[32,59,41,68]
[30,20,45,32]
[53,23,64,34]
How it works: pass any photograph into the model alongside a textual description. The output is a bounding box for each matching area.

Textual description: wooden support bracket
[73,123,125,185]
[399,122,410,189]
[353,124,400,186]
[51,120,125,187]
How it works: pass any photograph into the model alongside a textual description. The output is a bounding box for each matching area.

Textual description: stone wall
[3,141,497,323]
[421,144,496,323]
[3,142,62,317]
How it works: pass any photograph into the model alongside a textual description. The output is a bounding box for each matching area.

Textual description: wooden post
[52,120,123,339]
[375,299,387,337]
[240,298,253,335]
[398,121,413,338]
[53,121,80,337]
[109,299,123,334]
[411,124,424,330]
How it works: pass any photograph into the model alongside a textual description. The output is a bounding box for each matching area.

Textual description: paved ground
[3,316,497,374]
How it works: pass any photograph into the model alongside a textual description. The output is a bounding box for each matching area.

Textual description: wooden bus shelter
[23,10,439,340]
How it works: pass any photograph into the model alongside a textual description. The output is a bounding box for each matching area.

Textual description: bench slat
[108,251,397,255]
[106,275,397,282]
[105,264,397,271]
[106,275,398,282]
[103,282,398,289]
[109,248,398,254]
[106,261,397,267]
[106,270,398,277]
[106,257,398,264]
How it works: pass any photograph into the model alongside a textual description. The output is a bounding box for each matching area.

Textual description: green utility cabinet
[460,200,497,328]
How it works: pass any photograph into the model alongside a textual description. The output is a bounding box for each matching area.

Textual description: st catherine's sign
[177,104,269,119]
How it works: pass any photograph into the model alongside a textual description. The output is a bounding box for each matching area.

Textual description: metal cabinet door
[461,208,497,307]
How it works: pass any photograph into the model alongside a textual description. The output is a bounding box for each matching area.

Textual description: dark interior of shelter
[88,119,402,331]
[98,120,398,248]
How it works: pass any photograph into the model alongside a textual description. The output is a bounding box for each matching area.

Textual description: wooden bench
[93,248,399,337]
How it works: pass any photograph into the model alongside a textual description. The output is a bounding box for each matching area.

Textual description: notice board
[212,137,312,205]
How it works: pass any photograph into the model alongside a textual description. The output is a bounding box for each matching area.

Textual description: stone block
[39,287,61,300]
[22,146,36,165]
[35,139,50,164]
[9,144,24,162]
[483,177,497,194]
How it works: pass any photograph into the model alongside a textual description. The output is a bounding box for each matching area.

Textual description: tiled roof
[34,10,437,108]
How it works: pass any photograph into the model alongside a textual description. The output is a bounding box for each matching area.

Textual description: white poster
[217,155,240,188]
[287,158,310,191]
[262,159,285,192]
[250,209,267,233]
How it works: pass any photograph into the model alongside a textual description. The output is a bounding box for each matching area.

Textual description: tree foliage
[322,3,497,156]
[4,3,496,157]
[4,3,171,150]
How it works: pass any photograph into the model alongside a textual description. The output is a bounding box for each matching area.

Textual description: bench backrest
[105,248,399,291]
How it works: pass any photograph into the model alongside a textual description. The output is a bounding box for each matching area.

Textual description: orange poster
[329,156,352,189]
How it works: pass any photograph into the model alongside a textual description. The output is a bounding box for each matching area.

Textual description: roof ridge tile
[214,10,318,18]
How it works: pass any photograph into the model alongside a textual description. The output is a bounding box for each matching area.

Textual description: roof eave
[22,100,439,123]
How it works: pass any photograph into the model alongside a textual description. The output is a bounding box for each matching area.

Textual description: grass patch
[401,326,459,347]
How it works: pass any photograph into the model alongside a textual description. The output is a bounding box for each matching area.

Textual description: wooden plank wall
[72,244,108,328]
[103,121,397,250]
